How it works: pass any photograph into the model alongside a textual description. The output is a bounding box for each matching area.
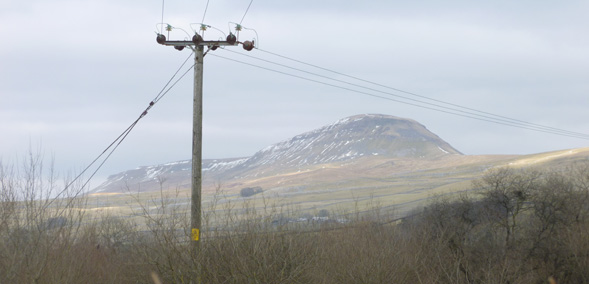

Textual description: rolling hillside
[88,114,589,218]
[91,114,462,193]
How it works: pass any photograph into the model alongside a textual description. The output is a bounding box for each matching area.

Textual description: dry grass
[3,153,589,283]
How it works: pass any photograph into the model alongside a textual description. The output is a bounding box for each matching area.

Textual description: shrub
[3,151,589,283]
[239,186,262,197]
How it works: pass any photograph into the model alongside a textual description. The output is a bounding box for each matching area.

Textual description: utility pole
[191,44,204,258]
[156,25,255,273]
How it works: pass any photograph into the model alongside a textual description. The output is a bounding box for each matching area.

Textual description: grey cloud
[1,0,588,179]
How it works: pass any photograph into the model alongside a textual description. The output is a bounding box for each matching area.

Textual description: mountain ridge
[91,114,462,193]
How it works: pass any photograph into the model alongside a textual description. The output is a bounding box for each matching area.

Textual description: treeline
[401,166,589,283]
[1,154,589,283]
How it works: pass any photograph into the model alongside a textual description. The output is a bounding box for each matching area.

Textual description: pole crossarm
[156,31,255,51]
[158,40,238,47]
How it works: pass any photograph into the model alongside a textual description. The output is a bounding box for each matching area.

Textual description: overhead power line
[47,53,195,209]
[210,50,589,140]
[240,0,254,25]
[76,54,195,192]
[201,0,210,24]
[254,48,588,139]
[160,0,165,34]
[222,49,589,139]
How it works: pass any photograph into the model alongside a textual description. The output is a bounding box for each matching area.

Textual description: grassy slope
[85,147,589,222]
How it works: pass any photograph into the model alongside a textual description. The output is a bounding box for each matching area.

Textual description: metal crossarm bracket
[157,40,237,47]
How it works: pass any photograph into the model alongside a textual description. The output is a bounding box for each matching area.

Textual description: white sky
[1,0,589,182]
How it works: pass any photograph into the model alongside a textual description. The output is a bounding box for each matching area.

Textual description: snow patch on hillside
[438,146,449,154]
[203,158,248,171]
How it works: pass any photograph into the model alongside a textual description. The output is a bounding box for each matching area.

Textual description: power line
[222,49,589,139]
[160,0,165,34]
[77,57,196,192]
[221,49,565,135]
[47,54,195,208]
[209,52,589,140]
[240,0,254,25]
[201,0,210,24]
[253,48,589,139]
[153,53,194,104]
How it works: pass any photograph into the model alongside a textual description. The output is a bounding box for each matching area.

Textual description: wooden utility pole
[191,45,204,256]
[156,26,255,272]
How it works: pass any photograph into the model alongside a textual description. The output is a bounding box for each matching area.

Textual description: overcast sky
[2,0,588,184]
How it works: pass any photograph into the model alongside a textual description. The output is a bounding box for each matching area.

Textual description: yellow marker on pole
[191,228,200,241]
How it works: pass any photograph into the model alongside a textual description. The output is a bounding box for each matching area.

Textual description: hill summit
[262,114,457,161]
[230,114,460,173]
[91,114,461,193]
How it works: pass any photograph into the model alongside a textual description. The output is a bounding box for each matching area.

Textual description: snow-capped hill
[236,114,461,170]
[91,158,247,193]
[90,114,461,193]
